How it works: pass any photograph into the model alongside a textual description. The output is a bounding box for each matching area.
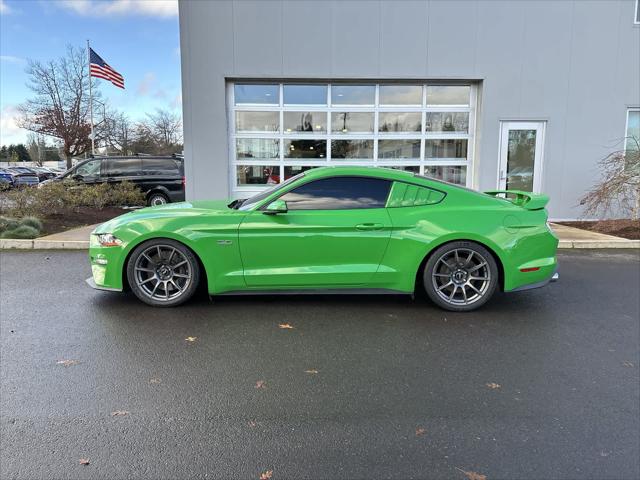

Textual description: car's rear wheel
[148,192,169,206]
[423,241,498,312]
[127,239,200,307]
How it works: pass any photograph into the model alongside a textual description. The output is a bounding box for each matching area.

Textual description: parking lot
[1,249,639,480]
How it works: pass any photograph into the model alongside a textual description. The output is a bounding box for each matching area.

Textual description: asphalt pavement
[1,249,639,480]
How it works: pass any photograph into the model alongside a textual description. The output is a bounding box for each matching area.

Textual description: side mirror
[264,199,288,215]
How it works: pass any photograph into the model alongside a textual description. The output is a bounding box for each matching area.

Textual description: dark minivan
[58,155,185,206]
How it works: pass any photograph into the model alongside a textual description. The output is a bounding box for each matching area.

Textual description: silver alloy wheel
[150,194,168,206]
[431,248,491,306]
[133,244,192,302]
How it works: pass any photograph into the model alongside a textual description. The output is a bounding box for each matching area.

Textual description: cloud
[136,72,156,96]
[0,55,26,65]
[56,0,177,17]
[0,0,10,14]
[0,105,27,145]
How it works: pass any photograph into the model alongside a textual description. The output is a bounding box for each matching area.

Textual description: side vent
[387,182,446,207]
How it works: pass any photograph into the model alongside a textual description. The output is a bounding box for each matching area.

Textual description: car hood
[93,199,236,234]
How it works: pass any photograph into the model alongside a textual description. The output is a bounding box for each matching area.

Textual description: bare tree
[131,108,183,155]
[580,137,640,220]
[103,110,134,155]
[17,46,105,168]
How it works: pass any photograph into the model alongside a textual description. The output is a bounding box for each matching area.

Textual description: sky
[0,0,181,146]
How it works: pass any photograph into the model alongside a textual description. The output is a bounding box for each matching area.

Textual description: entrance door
[498,121,546,192]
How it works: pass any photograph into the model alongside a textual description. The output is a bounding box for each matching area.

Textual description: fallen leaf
[111,410,129,416]
[149,378,161,384]
[255,380,266,389]
[79,458,90,466]
[622,361,634,367]
[415,427,427,436]
[485,382,501,389]
[304,369,319,374]
[455,467,487,480]
[57,359,79,367]
[278,323,294,329]
[185,336,197,342]
[248,420,257,428]
[259,470,273,480]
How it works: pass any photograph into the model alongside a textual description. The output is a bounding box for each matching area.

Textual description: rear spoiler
[484,190,549,210]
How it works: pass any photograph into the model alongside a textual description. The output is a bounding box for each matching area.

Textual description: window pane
[626,110,639,151]
[75,160,101,177]
[283,85,327,105]
[142,158,181,175]
[385,165,420,173]
[426,86,470,106]
[235,111,279,132]
[425,112,469,133]
[105,158,141,177]
[284,112,326,134]
[234,84,279,104]
[378,112,422,132]
[285,139,327,159]
[331,140,374,159]
[331,85,375,105]
[284,165,318,180]
[237,165,280,185]
[280,177,391,210]
[331,112,374,133]
[378,139,421,159]
[379,85,422,105]
[424,166,467,185]
[425,139,468,159]
[236,139,280,159]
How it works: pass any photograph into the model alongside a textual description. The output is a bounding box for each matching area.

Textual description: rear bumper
[509,268,559,292]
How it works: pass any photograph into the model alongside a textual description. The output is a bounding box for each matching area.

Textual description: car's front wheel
[126,239,200,307]
[423,241,498,312]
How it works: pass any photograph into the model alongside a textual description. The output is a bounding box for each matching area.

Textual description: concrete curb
[557,239,640,249]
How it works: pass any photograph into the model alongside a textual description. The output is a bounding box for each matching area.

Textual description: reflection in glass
[284,112,326,133]
[378,139,421,159]
[284,165,317,180]
[425,112,469,133]
[424,166,467,185]
[425,139,468,159]
[331,85,375,105]
[236,139,279,159]
[285,139,327,159]
[426,86,470,106]
[235,111,279,132]
[280,177,391,210]
[378,112,421,132]
[506,129,536,192]
[234,84,279,104]
[625,110,639,152]
[331,140,374,159]
[379,85,422,105]
[386,165,420,173]
[331,112,374,133]
[236,165,280,185]
[283,85,327,105]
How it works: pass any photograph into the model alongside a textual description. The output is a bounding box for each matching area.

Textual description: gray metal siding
[179,0,640,219]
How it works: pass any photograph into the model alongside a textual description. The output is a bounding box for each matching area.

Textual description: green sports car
[87,166,559,311]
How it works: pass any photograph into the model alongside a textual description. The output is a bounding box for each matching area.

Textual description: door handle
[355,223,384,231]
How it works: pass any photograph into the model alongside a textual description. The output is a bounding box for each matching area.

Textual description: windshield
[237,172,305,211]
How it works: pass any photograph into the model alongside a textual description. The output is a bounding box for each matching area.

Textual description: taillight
[181,176,186,187]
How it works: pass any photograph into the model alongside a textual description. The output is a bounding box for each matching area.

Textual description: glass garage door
[228,82,477,197]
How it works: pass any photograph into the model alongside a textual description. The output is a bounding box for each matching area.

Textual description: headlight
[96,233,122,247]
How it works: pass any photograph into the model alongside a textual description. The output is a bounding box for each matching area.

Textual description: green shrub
[110,181,146,206]
[19,216,43,231]
[0,225,39,239]
[0,216,19,233]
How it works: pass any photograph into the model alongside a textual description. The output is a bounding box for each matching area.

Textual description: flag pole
[87,39,95,155]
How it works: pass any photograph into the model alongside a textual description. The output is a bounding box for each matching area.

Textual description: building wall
[179,0,640,219]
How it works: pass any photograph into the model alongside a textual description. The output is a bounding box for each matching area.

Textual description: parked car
[0,168,14,189]
[53,155,185,206]
[87,166,559,311]
[30,166,58,181]
[4,167,40,187]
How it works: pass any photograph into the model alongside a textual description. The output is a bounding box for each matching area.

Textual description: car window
[142,158,181,175]
[74,160,101,177]
[105,158,142,177]
[278,176,391,210]
[238,172,305,211]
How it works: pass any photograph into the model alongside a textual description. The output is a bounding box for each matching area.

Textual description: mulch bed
[557,220,640,240]
[40,207,129,236]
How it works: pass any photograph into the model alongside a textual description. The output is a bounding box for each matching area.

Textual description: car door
[103,158,142,186]
[71,159,102,185]
[238,176,393,288]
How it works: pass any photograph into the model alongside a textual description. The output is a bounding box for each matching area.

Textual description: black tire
[148,192,169,207]
[126,239,200,307]
[423,241,498,312]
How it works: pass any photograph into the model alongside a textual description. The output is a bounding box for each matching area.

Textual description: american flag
[89,48,124,89]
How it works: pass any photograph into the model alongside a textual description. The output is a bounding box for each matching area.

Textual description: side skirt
[216,288,411,296]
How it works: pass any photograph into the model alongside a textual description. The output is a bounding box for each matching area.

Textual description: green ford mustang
[87,166,558,311]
